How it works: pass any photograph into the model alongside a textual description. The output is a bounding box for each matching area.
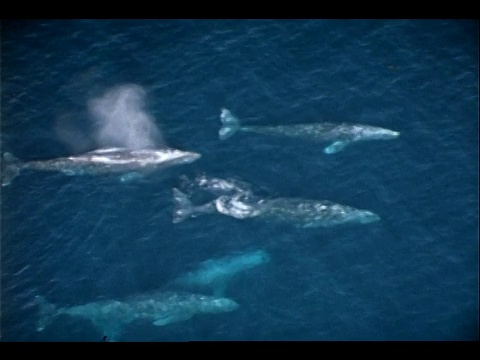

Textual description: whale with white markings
[1,147,201,186]
[172,176,380,228]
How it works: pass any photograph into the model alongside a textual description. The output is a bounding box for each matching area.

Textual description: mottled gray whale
[1,147,201,186]
[172,178,380,228]
[35,290,238,341]
[172,249,271,296]
[219,108,400,154]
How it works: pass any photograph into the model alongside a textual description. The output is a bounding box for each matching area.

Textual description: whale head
[356,210,381,224]
[198,297,240,314]
[166,150,201,164]
[360,126,400,140]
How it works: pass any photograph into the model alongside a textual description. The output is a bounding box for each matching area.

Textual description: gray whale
[2,147,201,186]
[172,249,271,296]
[219,108,400,154]
[35,290,238,341]
[172,176,380,228]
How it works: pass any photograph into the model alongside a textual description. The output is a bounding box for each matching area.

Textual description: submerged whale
[35,290,238,341]
[1,147,201,186]
[219,108,400,154]
[172,177,380,228]
[172,249,271,296]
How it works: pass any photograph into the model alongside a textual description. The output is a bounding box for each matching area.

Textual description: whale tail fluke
[34,295,58,332]
[172,188,217,223]
[172,188,196,223]
[1,152,23,187]
[219,108,241,140]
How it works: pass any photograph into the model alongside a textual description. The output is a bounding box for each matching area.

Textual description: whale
[34,290,239,341]
[172,180,380,228]
[216,196,381,227]
[1,147,201,186]
[219,108,400,154]
[171,249,271,296]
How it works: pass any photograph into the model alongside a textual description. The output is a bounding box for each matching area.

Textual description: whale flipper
[219,108,241,140]
[153,311,192,326]
[323,140,351,154]
[119,171,144,183]
[61,169,76,176]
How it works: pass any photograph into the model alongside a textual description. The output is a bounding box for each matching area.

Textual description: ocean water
[1,19,478,341]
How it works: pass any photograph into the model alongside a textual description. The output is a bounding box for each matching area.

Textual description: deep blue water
[1,19,478,341]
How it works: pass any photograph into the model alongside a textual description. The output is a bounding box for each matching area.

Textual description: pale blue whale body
[1,147,201,186]
[35,290,238,341]
[172,176,380,227]
[172,249,271,296]
[219,108,400,154]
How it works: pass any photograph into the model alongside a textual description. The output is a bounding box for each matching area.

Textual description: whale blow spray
[88,84,166,150]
